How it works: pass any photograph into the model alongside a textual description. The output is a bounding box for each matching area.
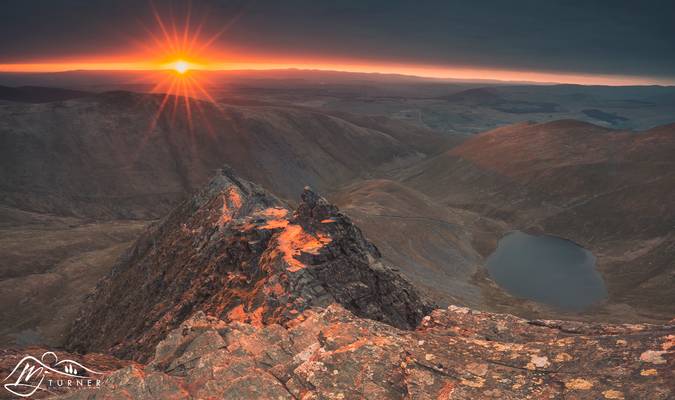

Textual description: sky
[1,0,674,85]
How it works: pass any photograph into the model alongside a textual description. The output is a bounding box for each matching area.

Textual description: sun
[173,60,189,74]
[141,3,225,142]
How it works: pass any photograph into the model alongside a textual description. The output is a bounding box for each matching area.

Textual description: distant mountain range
[0,90,451,219]
[0,85,90,103]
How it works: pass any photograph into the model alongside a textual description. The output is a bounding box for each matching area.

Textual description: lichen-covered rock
[55,304,673,399]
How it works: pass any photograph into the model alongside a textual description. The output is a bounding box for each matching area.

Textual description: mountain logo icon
[2,351,102,398]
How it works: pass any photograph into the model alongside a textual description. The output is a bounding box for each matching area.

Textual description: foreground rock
[66,167,432,362]
[54,305,674,399]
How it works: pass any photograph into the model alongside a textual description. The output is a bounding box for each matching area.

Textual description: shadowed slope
[0,90,443,219]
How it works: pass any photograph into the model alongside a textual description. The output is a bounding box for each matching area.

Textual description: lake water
[487,231,607,310]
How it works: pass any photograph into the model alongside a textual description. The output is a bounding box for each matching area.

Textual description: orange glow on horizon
[0,58,672,86]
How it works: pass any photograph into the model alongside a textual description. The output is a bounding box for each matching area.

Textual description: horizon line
[1,61,673,87]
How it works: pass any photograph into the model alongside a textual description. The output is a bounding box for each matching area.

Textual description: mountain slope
[402,120,675,318]
[0,90,445,219]
[330,178,498,308]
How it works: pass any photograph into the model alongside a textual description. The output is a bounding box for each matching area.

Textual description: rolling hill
[400,120,675,318]
[0,90,449,219]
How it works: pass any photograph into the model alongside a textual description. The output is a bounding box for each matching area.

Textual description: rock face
[66,167,432,362]
[56,305,673,399]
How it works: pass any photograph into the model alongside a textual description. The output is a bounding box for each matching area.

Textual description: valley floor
[0,207,147,347]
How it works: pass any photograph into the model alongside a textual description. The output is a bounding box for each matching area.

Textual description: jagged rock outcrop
[66,167,432,362]
[55,305,673,399]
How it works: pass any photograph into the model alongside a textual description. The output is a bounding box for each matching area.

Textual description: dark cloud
[1,0,673,79]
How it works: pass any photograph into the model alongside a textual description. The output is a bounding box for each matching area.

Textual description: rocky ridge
[49,167,675,399]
